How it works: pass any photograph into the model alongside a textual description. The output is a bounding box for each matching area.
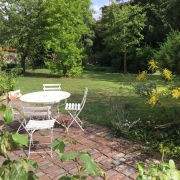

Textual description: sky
[90,0,129,20]
[90,0,110,20]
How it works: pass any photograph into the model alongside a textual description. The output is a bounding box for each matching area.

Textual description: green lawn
[16,69,180,128]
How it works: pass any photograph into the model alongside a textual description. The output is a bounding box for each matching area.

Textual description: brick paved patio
[1,115,159,180]
[0,100,158,180]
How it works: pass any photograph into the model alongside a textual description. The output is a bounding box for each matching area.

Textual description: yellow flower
[148,60,158,71]
[136,70,147,81]
[146,121,151,124]
[163,68,172,80]
[147,93,158,106]
[172,88,180,99]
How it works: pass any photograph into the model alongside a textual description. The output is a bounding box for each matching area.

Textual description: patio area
[0,111,160,180]
[0,98,162,180]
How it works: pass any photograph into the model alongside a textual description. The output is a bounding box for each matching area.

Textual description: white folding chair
[8,89,25,132]
[23,106,56,158]
[65,87,88,131]
[42,83,66,119]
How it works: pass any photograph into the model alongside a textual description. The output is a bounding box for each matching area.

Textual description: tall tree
[41,0,92,77]
[131,0,174,47]
[0,0,46,75]
[0,0,92,77]
[101,3,146,73]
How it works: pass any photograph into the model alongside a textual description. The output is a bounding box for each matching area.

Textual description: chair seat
[26,119,56,130]
[65,103,81,110]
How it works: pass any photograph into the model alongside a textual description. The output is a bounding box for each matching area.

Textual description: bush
[154,30,180,75]
[135,45,154,72]
[0,70,17,96]
[107,97,140,137]
[11,68,23,75]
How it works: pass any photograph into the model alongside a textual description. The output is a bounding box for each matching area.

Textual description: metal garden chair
[42,83,65,119]
[65,87,88,131]
[23,106,56,158]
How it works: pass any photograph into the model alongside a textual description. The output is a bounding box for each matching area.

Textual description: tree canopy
[101,3,146,73]
[41,0,92,77]
[0,0,46,75]
[0,0,92,77]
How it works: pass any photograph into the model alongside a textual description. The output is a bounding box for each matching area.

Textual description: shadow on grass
[24,71,60,78]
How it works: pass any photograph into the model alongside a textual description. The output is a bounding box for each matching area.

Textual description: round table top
[20,91,71,104]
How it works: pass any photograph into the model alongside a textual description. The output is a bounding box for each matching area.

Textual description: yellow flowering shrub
[136,70,147,81]
[163,68,172,80]
[172,88,180,99]
[136,60,179,105]
[148,60,158,71]
[147,93,158,106]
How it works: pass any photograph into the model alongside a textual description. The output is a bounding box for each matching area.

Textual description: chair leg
[28,133,33,159]
[50,128,54,157]
[67,111,84,131]
[17,119,26,133]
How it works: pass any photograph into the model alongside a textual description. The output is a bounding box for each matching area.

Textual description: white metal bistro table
[20,91,70,104]
[20,91,71,119]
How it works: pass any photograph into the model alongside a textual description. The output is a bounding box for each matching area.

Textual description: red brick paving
[0,111,160,180]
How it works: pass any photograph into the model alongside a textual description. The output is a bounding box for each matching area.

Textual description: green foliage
[96,51,113,67]
[0,102,38,180]
[0,0,47,75]
[0,158,38,180]
[0,70,17,96]
[135,45,155,71]
[136,158,180,180]
[161,0,180,31]
[154,30,180,75]
[133,78,180,155]
[50,136,106,179]
[66,66,83,78]
[107,97,140,136]
[132,1,171,48]
[101,3,147,72]
[11,68,23,75]
[41,0,92,77]
[134,82,156,98]
[0,50,8,57]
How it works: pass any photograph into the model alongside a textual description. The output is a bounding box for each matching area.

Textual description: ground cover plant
[15,69,180,159]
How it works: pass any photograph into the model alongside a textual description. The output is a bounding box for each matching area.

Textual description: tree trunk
[123,29,127,73]
[63,68,67,77]
[124,47,127,73]
[21,54,26,76]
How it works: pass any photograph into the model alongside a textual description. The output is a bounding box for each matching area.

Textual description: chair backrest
[23,106,51,119]
[43,84,61,91]
[80,87,88,110]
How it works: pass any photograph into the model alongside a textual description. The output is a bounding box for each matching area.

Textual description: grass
[16,69,180,128]
[16,69,123,126]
